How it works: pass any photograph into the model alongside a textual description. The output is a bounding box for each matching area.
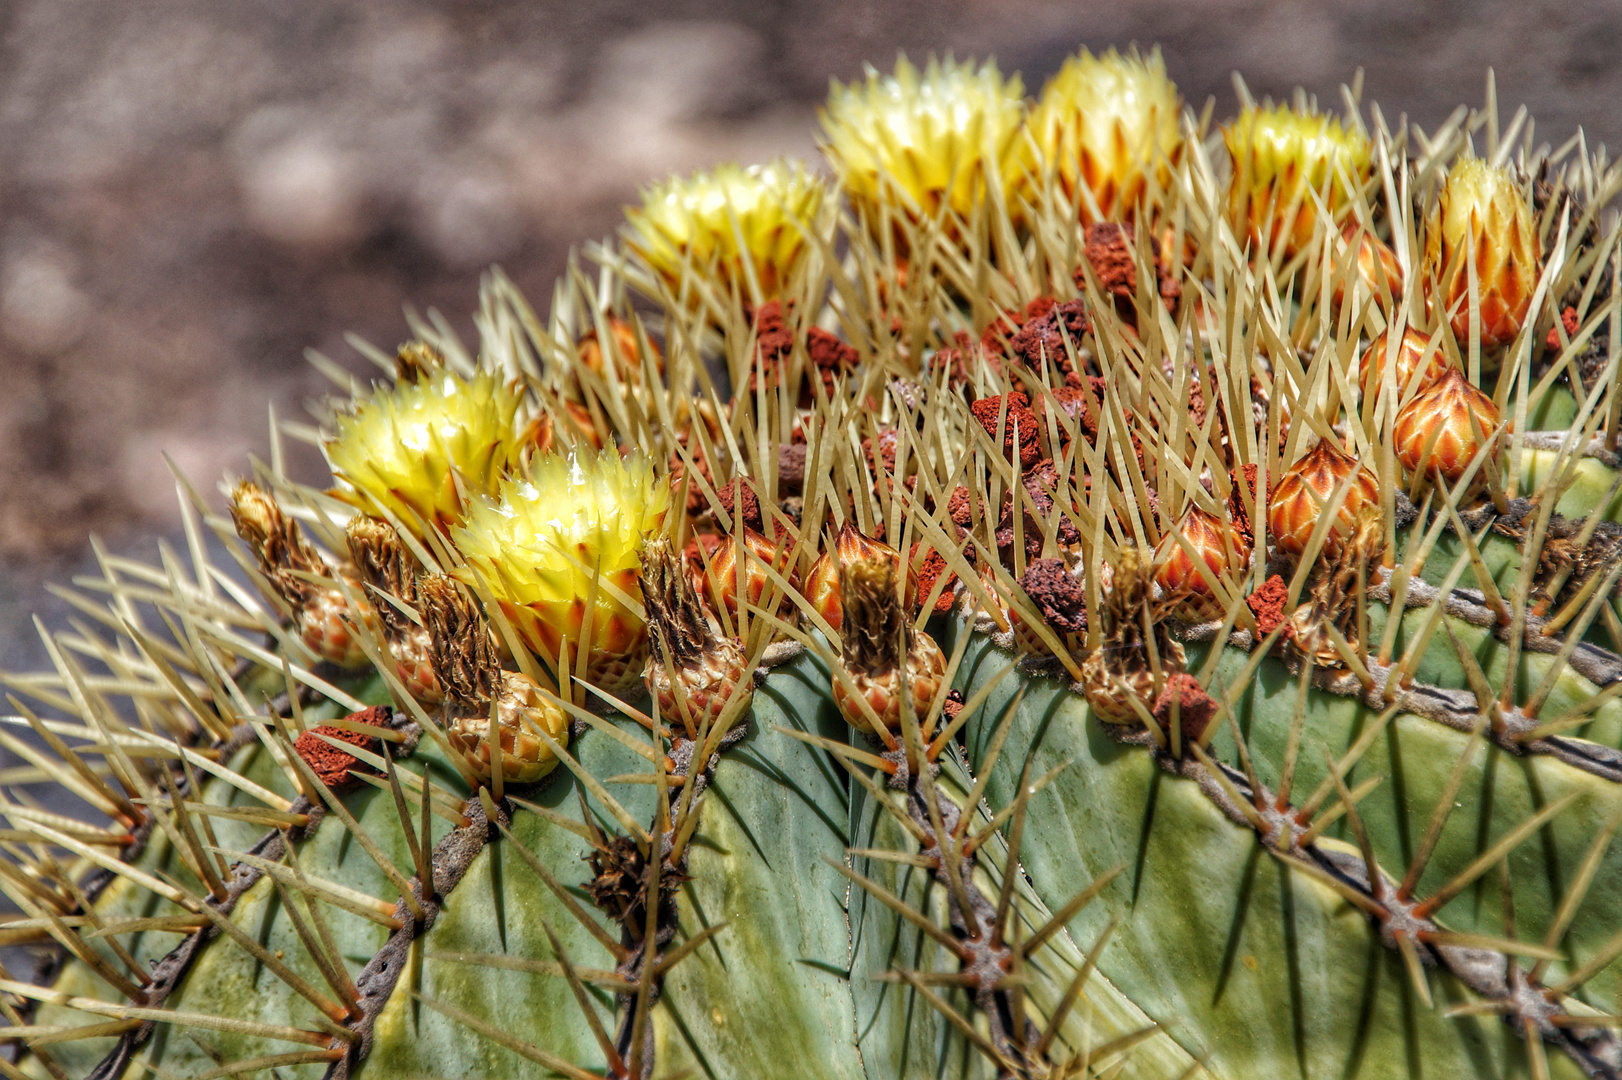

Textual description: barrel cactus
[4,44,1622,1080]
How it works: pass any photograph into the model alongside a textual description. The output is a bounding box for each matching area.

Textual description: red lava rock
[807,326,858,376]
[982,296,1058,355]
[995,459,1082,564]
[1081,222,1181,317]
[715,479,765,532]
[863,428,900,477]
[751,299,795,356]
[294,705,390,790]
[1153,672,1219,745]
[1018,557,1087,633]
[970,392,1044,468]
[1229,463,1265,542]
[1009,299,1091,376]
[946,486,981,530]
[745,301,857,403]
[910,542,959,615]
[1083,222,1140,301]
[1547,305,1581,352]
[777,443,807,495]
[931,333,1000,386]
[1246,574,1289,637]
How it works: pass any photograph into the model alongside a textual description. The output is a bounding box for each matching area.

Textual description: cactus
[2,46,1622,1080]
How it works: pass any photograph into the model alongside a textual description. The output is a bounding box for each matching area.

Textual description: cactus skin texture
[11,48,1622,1080]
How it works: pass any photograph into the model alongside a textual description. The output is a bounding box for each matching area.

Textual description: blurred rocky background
[1,0,1619,672]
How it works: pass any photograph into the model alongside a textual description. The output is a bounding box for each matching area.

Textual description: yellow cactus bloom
[821,55,1025,235]
[326,369,526,536]
[453,448,670,695]
[625,159,826,303]
[1424,158,1540,349]
[1024,46,1182,222]
[1225,104,1372,258]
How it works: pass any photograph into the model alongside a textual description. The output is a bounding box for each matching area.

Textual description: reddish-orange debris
[1010,299,1091,379]
[715,478,765,532]
[1246,575,1289,637]
[969,392,1044,468]
[1078,223,1181,316]
[1153,673,1218,745]
[946,486,980,530]
[747,300,858,403]
[1018,558,1087,633]
[982,296,1058,355]
[294,705,390,790]
[910,543,959,615]
[1546,306,1581,352]
[1229,463,1265,542]
[1084,222,1140,301]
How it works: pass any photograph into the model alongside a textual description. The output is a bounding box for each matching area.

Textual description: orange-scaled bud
[694,528,798,624]
[578,317,664,381]
[1224,104,1371,258]
[1267,440,1380,557]
[1393,366,1503,484]
[1424,159,1540,349]
[1153,505,1251,621]
[804,522,912,632]
[1358,327,1454,402]
[1331,223,1402,311]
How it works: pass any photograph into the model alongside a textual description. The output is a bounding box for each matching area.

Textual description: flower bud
[1267,440,1380,558]
[326,367,526,537]
[1078,550,1184,724]
[694,528,798,625]
[624,160,826,303]
[1224,104,1372,258]
[1358,327,1454,402]
[1424,159,1540,349]
[831,558,945,743]
[1024,46,1182,222]
[822,56,1025,239]
[805,523,913,632]
[577,317,664,381]
[345,516,442,705]
[1153,505,1252,621]
[230,481,375,669]
[453,449,670,697]
[1331,223,1402,311]
[1393,366,1503,483]
[421,572,569,786]
[643,538,750,739]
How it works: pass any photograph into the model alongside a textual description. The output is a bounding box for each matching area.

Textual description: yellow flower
[1424,158,1540,349]
[821,55,1025,235]
[453,448,670,695]
[1225,104,1372,257]
[625,159,826,303]
[1024,46,1182,222]
[326,369,526,536]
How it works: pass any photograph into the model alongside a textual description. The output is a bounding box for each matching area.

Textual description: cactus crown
[11,43,1622,1080]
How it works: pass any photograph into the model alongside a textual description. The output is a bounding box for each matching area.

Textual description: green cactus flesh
[8,45,1622,1080]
